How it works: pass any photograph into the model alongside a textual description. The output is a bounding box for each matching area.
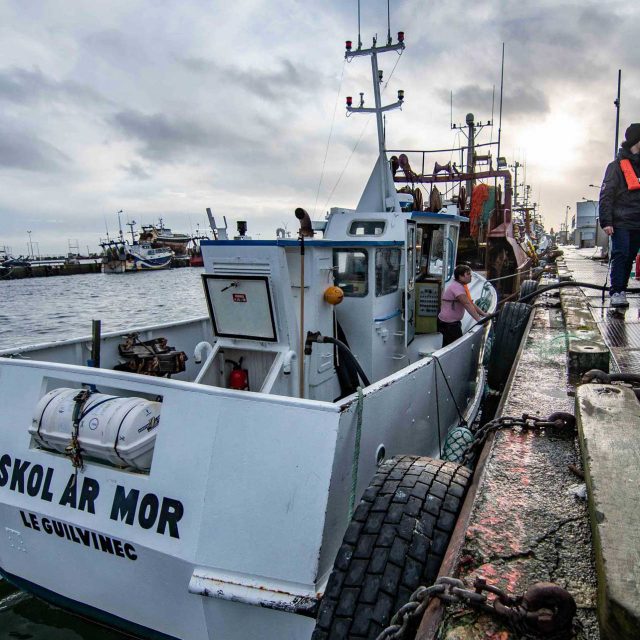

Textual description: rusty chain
[461,412,576,466]
[375,575,578,640]
[64,388,92,484]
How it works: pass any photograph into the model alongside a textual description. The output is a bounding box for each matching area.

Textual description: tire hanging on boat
[486,301,533,391]
[519,279,539,303]
[312,455,471,640]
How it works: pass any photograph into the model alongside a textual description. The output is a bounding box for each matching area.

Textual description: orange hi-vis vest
[620,159,640,191]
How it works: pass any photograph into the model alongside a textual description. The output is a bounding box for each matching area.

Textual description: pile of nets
[469,184,497,237]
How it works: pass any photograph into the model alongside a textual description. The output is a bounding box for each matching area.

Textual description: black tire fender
[519,279,538,303]
[486,301,532,391]
[312,455,471,640]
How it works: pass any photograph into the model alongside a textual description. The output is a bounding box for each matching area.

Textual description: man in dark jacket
[599,123,640,307]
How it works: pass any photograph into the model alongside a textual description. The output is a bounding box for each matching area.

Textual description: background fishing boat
[140,219,191,262]
[100,213,174,273]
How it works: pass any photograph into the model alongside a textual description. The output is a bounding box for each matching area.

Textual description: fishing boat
[188,228,211,268]
[100,239,173,273]
[140,219,192,258]
[100,216,173,273]
[391,118,537,301]
[0,30,499,640]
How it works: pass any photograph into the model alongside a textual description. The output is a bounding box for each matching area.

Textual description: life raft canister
[620,159,640,191]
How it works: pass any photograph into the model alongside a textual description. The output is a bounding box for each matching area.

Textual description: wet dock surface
[560,248,640,374]
[417,246,640,639]
[561,248,640,639]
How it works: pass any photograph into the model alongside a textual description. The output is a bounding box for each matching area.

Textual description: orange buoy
[324,286,344,305]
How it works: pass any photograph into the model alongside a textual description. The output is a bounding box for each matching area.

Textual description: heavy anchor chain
[460,412,576,466]
[376,575,578,640]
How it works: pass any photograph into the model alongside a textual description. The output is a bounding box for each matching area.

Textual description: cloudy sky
[0,0,637,256]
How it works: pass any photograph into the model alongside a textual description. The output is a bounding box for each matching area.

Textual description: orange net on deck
[469,183,490,237]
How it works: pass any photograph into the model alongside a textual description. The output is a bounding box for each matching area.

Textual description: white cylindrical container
[31,388,161,471]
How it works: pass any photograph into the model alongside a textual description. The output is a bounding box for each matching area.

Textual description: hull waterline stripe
[0,567,179,640]
[374,309,401,322]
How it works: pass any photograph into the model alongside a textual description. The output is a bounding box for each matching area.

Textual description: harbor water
[0,268,207,638]
[0,268,208,352]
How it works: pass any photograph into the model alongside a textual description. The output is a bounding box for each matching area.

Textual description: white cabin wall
[334,296,374,380]
[286,248,340,401]
[371,288,406,380]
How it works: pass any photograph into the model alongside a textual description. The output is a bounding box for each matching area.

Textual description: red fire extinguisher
[226,358,249,390]
[635,252,640,281]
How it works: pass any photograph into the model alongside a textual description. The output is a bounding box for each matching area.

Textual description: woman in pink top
[437,264,488,346]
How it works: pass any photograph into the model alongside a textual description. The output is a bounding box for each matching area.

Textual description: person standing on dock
[437,264,488,346]
[599,123,640,307]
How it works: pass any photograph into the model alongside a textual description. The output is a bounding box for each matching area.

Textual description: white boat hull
[0,315,488,639]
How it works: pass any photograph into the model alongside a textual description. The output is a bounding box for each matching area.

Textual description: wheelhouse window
[333,249,368,297]
[445,226,458,281]
[348,220,385,236]
[375,248,401,296]
[418,225,444,278]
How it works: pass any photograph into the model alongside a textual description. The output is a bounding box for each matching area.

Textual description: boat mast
[345,33,405,211]
[126,220,137,245]
[117,209,124,243]
[465,113,475,200]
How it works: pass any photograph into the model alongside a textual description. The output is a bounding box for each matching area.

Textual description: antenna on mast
[496,43,505,165]
[450,91,453,129]
[614,69,621,158]
[490,85,496,144]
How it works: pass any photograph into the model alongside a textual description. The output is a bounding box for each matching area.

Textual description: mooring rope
[432,354,467,428]
[348,386,364,521]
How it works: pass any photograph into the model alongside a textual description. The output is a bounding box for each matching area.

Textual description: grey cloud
[0,124,70,172]
[180,56,320,100]
[415,3,618,91]
[496,4,618,84]
[0,66,110,107]
[449,84,549,119]
[179,57,212,74]
[121,161,152,180]
[84,29,150,68]
[500,4,618,47]
[109,109,257,162]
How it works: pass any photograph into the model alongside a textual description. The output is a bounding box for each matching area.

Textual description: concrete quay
[0,261,102,279]
[416,247,640,639]
[560,248,640,640]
